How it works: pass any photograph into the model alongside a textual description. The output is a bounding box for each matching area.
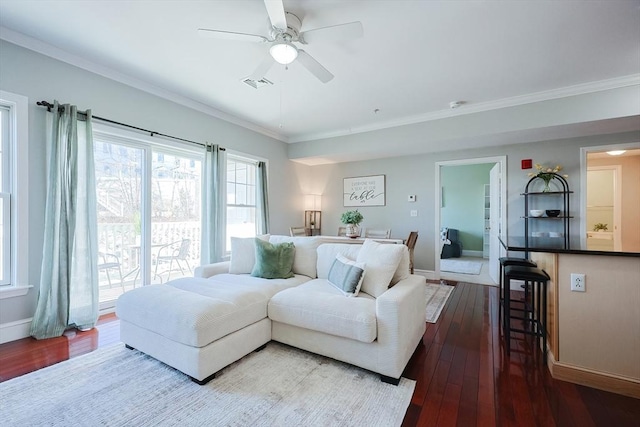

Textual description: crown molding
[289,74,640,143]
[0,26,287,142]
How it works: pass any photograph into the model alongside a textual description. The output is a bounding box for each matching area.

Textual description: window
[0,91,29,298]
[226,156,257,251]
[0,106,9,285]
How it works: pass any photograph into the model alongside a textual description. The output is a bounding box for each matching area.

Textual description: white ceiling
[1,0,639,144]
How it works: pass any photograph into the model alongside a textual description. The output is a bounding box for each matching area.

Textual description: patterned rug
[1,341,415,427]
[425,283,455,323]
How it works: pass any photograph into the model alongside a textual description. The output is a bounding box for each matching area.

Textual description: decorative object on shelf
[529,209,544,217]
[527,163,569,192]
[304,194,322,236]
[593,223,608,232]
[545,209,561,217]
[343,175,385,206]
[340,210,364,238]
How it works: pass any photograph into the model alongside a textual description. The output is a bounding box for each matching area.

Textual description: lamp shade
[270,41,298,65]
[304,194,322,211]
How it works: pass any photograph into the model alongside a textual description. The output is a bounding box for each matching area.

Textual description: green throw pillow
[251,238,295,279]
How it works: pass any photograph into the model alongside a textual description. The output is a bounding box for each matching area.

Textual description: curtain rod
[36,100,224,150]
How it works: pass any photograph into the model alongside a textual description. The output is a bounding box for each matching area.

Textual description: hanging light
[606,150,626,156]
[270,41,298,65]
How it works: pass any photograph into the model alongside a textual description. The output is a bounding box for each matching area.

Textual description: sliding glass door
[94,131,204,307]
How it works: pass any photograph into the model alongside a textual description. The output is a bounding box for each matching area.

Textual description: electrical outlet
[410,210,418,217]
[570,273,586,292]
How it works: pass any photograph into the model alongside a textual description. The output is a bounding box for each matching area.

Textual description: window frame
[0,91,30,298]
[225,153,260,252]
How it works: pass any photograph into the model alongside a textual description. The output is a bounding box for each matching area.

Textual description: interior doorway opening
[434,156,507,286]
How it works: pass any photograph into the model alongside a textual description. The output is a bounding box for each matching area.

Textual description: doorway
[580,143,640,252]
[435,156,507,285]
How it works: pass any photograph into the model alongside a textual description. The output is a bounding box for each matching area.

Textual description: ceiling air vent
[242,77,274,89]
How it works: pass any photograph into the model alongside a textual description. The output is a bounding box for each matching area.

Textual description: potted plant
[341,210,363,238]
[593,223,608,232]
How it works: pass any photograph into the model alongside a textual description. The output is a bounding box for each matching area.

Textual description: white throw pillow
[229,235,270,274]
[356,239,405,297]
[327,254,366,297]
[391,246,411,285]
[269,236,322,278]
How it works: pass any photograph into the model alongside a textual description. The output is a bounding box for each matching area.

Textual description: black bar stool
[499,257,537,327]
[503,265,550,364]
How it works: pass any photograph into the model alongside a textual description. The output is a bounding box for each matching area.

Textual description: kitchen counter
[499,235,640,257]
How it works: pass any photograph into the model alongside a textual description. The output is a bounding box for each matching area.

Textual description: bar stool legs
[503,265,550,364]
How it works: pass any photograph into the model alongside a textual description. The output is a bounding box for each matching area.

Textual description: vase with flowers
[528,163,569,192]
[340,210,363,238]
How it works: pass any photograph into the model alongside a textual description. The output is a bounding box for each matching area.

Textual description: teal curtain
[256,161,270,235]
[202,144,227,263]
[30,102,99,339]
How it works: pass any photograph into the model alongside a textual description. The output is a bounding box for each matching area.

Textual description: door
[489,163,501,284]
[586,166,621,251]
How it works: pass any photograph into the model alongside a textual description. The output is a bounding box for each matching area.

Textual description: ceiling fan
[198,0,363,83]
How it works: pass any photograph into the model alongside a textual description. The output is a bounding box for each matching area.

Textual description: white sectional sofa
[116,236,426,385]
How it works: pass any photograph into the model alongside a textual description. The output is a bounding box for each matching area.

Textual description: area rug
[0,342,415,427]
[440,258,482,275]
[425,283,455,323]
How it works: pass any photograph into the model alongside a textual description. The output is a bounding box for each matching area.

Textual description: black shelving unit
[522,173,572,252]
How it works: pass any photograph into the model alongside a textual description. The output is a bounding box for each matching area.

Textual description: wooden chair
[290,226,307,237]
[337,226,347,237]
[364,228,391,239]
[405,231,418,274]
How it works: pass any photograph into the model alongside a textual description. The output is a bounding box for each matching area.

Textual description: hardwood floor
[1,284,638,426]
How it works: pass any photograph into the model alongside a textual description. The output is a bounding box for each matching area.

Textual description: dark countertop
[499,236,640,258]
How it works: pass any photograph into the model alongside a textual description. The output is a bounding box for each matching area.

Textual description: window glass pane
[150,151,201,285]
[0,197,4,284]
[225,157,258,251]
[95,142,143,303]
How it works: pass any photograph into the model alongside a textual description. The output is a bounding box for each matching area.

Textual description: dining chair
[290,226,307,237]
[364,228,392,239]
[405,231,418,274]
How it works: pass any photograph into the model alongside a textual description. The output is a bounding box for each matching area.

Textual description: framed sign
[343,175,386,206]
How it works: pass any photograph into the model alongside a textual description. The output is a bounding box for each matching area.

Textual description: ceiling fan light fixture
[270,41,298,64]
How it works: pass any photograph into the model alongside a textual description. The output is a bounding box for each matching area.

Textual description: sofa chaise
[116,235,426,385]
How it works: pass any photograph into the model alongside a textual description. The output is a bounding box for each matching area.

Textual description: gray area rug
[1,341,415,427]
[426,283,455,323]
[441,259,482,275]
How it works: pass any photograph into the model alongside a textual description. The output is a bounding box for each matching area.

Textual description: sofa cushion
[316,244,362,279]
[229,235,270,274]
[116,274,310,348]
[392,246,410,285]
[268,279,377,343]
[269,236,323,278]
[251,239,295,279]
[327,254,366,297]
[356,240,405,297]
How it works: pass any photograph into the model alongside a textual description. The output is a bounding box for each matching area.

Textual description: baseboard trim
[413,269,436,280]
[548,352,640,399]
[0,317,32,344]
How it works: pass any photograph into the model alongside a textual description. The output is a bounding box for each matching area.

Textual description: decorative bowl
[529,210,544,217]
[546,209,561,217]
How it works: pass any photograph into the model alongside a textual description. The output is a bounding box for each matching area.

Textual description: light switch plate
[410,210,418,217]
[408,195,416,202]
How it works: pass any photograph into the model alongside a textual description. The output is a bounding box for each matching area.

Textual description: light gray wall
[310,131,640,272]
[441,164,493,252]
[0,40,310,324]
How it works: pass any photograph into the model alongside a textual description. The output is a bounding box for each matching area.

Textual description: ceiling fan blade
[296,50,334,83]
[248,53,275,81]
[299,21,363,45]
[198,28,268,43]
[264,0,287,31]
